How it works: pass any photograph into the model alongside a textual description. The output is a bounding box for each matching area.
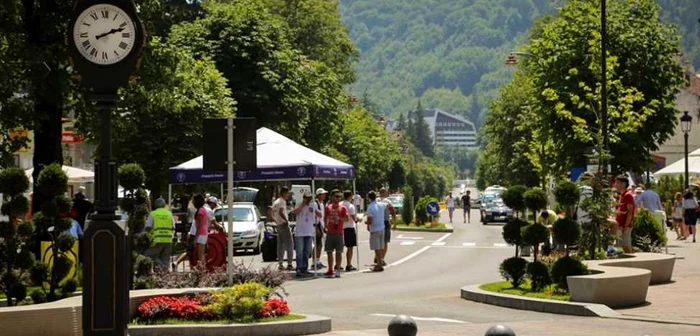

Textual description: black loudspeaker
[203,118,257,172]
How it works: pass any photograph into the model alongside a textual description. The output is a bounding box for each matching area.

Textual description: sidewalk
[615,237,700,323]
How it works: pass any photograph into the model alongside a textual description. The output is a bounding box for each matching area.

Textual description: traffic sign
[426,201,440,216]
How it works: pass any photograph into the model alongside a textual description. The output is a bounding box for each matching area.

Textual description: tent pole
[168,184,172,208]
[221,183,224,200]
[353,179,359,272]
[311,178,317,278]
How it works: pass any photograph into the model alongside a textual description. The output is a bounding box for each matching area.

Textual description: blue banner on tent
[169,165,354,184]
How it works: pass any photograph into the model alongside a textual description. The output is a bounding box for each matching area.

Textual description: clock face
[72,4,136,65]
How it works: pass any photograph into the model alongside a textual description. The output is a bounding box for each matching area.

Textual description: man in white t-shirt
[342,190,358,271]
[445,192,456,223]
[292,191,316,276]
[270,187,293,270]
[353,193,363,213]
[205,196,224,232]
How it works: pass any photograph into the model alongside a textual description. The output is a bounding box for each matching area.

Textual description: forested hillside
[339,0,700,127]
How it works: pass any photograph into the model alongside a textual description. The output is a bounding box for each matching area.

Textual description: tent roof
[655,156,700,176]
[169,127,354,184]
[25,165,94,184]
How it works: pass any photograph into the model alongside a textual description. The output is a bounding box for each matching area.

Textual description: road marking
[389,246,431,267]
[493,243,508,247]
[462,242,476,247]
[371,314,469,324]
[431,242,446,246]
[435,233,451,243]
[400,241,415,246]
[396,234,423,240]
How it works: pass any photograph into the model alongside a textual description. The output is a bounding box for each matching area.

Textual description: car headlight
[242,229,259,237]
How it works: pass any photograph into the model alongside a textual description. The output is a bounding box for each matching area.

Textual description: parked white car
[214,203,266,254]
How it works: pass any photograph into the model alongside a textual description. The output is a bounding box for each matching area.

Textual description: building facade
[654,66,700,166]
[408,108,478,149]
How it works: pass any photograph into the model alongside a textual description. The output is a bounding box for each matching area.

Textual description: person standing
[461,190,471,223]
[292,192,316,276]
[313,188,328,269]
[342,190,358,271]
[613,175,635,253]
[145,197,175,272]
[192,194,209,266]
[634,185,663,212]
[673,192,685,240]
[271,187,294,270]
[682,190,698,243]
[366,191,386,272]
[324,190,348,278]
[205,196,225,233]
[445,192,456,223]
[378,188,396,266]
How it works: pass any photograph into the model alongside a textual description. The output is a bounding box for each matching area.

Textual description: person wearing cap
[145,197,175,272]
[271,187,294,270]
[292,191,317,276]
[313,188,328,269]
[341,190,358,271]
[205,196,225,233]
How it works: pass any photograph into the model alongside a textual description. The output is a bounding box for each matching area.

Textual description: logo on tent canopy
[333,168,338,176]
[237,171,247,179]
[176,173,186,183]
[297,167,306,176]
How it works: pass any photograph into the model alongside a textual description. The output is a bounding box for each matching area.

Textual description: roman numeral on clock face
[122,33,130,38]
[79,32,87,38]
[119,42,128,50]
[101,10,109,19]
[90,13,98,20]
[82,40,91,49]
[90,48,98,57]
[102,51,108,60]
[119,22,127,28]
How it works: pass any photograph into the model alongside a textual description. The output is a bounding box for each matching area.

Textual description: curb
[394,224,454,233]
[461,284,700,327]
[128,314,332,336]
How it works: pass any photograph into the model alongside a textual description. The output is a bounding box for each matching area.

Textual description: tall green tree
[78,38,235,201]
[526,0,684,173]
[411,101,434,157]
[395,113,407,131]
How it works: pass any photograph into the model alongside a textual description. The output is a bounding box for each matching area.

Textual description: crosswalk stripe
[493,243,508,247]
[431,242,446,246]
[400,241,415,246]
[462,242,476,247]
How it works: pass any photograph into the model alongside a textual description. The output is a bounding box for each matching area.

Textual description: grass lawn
[479,281,570,301]
[396,223,447,230]
[131,314,305,325]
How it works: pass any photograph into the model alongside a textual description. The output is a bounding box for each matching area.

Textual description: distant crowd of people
[270,186,397,277]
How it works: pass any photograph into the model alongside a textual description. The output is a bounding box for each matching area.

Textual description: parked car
[214,203,266,255]
[480,199,513,225]
[386,194,404,215]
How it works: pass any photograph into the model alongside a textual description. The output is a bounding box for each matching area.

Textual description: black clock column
[82,93,129,336]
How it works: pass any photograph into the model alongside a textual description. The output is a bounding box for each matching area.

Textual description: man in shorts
[342,190,358,271]
[313,188,328,269]
[378,188,396,266]
[461,190,471,223]
[445,192,456,223]
[366,191,386,272]
[324,189,348,278]
[613,175,635,253]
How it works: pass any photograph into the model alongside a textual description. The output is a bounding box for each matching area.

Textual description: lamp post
[601,0,609,176]
[681,111,692,189]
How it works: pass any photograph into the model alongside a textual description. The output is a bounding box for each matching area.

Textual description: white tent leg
[353,179,359,272]
[312,178,317,278]
[221,183,224,200]
[168,184,172,208]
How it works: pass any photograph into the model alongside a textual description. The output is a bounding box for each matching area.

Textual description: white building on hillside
[408,108,478,149]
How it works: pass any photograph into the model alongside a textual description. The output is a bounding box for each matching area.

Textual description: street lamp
[681,111,692,189]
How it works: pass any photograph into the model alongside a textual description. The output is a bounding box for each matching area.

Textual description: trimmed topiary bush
[554,182,580,215]
[502,185,527,216]
[632,208,667,252]
[527,261,552,291]
[414,195,438,225]
[499,257,528,288]
[118,163,146,191]
[502,218,528,257]
[521,223,550,261]
[524,188,547,218]
[552,217,581,255]
[551,256,588,290]
[401,187,414,225]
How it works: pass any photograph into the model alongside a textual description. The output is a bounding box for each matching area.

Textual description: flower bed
[133,282,295,325]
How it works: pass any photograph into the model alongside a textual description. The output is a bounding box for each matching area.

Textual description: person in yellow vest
[145,197,175,272]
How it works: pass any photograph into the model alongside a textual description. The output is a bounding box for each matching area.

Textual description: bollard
[484,324,516,336]
[387,315,418,336]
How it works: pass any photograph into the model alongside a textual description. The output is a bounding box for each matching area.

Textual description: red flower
[260,298,290,318]
[137,295,203,321]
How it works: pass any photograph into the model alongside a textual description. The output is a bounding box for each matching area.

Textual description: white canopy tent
[655,148,700,177]
[25,165,94,184]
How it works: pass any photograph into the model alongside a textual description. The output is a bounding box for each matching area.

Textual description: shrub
[502,185,527,214]
[414,195,438,225]
[118,163,146,191]
[210,282,272,321]
[632,208,667,252]
[401,187,414,225]
[521,223,550,260]
[554,182,580,214]
[148,263,290,289]
[551,256,588,290]
[524,188,547,216]
[499,257,528,288]
[35,164,68,198]
[260,298,291,318]
[502,218,528,257]
[552,217,581,252]
[527,261,552,291]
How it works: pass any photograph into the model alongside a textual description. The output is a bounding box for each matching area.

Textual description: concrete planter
[129,315,331,336]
